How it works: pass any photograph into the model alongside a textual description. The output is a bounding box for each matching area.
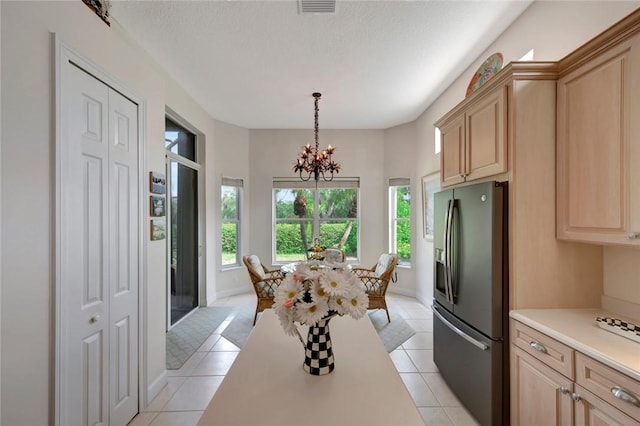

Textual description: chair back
[243,254,266,283]
[242,254,283,325]
[323,248,345,263]
[374,253,398,280]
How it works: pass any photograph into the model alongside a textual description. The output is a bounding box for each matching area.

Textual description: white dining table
[197,309,424,426]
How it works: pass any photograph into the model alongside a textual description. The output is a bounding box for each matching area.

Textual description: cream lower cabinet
[511,346,574,425]
[511,320,640,426]
[437,84,507,187]
[574,385,639,426]
[557,28,640,246]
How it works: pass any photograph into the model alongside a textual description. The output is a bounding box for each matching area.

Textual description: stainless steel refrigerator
[433,180,509,426]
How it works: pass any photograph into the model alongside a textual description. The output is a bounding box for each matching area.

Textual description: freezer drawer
[433,303,507,426]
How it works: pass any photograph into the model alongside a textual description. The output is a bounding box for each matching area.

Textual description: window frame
[221,177,243,269]
[389,178,411,266]
[272,178,360,265]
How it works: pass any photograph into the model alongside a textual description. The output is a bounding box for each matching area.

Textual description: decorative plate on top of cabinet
[466,53,503,97]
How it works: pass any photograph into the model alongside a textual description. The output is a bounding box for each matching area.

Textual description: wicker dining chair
[323,248,346,263]
[352,253,398,323]
[243,255,285,325]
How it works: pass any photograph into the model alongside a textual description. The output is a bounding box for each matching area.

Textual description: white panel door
[108,86,139,426]
[60,60,139,426]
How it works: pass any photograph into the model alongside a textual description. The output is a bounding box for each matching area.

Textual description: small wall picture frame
[150,219,166,241]
[422,171,440,241]
[150,195,166,217]
[149,171,166,194]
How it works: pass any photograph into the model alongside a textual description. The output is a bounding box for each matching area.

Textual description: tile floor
[128,292,480,426]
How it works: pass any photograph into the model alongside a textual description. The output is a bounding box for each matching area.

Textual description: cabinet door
[439,113,466,187]
[511,346,573,426]
[574,385,640,426]
[557,34,640,245]
[465,86,507,181]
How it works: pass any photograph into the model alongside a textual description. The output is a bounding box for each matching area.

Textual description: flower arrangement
[307,238,326,261]
[273,263,369,338]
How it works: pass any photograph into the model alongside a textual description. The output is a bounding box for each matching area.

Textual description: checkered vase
[303,315,335,375]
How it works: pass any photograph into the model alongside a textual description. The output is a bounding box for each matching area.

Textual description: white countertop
[198,310,424,426]
[510,308,640,382]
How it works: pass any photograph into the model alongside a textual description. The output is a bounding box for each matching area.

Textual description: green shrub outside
[221,223,237,253]
[275,222,358,257]
[223,220,410,260]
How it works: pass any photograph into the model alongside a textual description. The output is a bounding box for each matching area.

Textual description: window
[273,179,359,264]
[389,178,411,265]
[221,177,243,267]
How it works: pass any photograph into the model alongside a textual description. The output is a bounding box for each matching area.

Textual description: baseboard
[602,295,640,321]
[146,370,168,407]
[388,287,416,298]
[215,287,252,300]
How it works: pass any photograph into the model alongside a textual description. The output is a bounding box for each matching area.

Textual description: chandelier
[293,92,341,181]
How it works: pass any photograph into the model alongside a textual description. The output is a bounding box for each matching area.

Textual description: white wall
[248,129,386,268]
[383,122,420,296]
[212,120,251,300]
[0,1,230,423]
[604,247,640,305]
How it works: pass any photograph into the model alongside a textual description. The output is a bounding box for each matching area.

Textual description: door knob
[89,315,100,324]
[628,232,638,240]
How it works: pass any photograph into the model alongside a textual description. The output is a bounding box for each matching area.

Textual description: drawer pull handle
[530,341,547,354]
[560,386,570,395]
[611,386,640,407]
[571,392,581,402]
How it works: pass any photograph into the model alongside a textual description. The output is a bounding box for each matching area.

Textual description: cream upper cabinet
[439,114,465,186]
[437,85,507,187]
[557,31,640,246]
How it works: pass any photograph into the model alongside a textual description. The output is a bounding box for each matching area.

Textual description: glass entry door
[165,117,200,328]
[168,159,199,326]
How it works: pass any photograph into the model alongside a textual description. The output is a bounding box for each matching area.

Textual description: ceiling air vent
[299,0,336,14]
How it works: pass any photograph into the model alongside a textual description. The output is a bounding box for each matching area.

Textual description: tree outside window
[274,186,358,263]
[390,182,411,265]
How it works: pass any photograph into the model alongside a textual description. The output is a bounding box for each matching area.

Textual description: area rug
[367,309,416,352]
[166,306,233,369]
[221,308,415,353]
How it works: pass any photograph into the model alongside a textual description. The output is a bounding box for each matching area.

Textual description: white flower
[276,307,299,336]
[274,263,369,338]
[328,294,349,315]
[319,269,351,297]
[293,263,319,281]
[309,279,329,303]
[294,298,330,325]
[343,288,369,319]
[274,277,304,305]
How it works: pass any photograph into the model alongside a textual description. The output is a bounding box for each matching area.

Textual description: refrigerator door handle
[433,307,489,351]
[445,199,455,304]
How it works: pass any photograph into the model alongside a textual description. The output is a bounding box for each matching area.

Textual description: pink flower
[292,273,304,283]
[284,299,294,308]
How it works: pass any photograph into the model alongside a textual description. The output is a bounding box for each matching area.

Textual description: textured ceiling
[110,0,533,129]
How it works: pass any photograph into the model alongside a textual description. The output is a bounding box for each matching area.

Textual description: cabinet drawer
[576,353,640,420]
[511,320,574,379]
